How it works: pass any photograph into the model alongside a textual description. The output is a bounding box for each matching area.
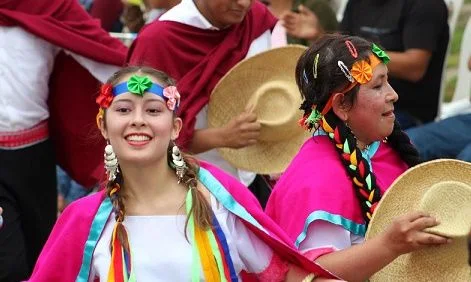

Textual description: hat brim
[366,159,471,281]
[208,45,310,174]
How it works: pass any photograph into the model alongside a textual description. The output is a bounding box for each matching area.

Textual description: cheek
[149,115,175,137]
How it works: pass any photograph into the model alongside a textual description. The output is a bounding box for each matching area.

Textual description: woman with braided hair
[265,34,451,282]
[26,66,340,282]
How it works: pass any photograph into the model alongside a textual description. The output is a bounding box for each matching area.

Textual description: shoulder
[274,136,348,193]
[199,161,262,207]
[136,20,175,40]
[406,0,448,16]
[61,191,105,221]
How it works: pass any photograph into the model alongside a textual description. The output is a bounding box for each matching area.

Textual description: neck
[268,0,293,17]
[356,139,371,151]
[119,158,182,205]
[161,0,180,10]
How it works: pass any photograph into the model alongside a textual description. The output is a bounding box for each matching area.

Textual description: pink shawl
[28,162,336,281]
[265,136,408,248]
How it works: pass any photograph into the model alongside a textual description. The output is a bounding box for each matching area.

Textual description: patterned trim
[76,198,113,282]
[295,211,366,248]
[313,130,380,170]
[198,168,266,232]
[0,120,49,149]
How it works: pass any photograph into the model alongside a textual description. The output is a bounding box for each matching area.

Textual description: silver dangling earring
[171,144,186,184]
[104,142,119,181]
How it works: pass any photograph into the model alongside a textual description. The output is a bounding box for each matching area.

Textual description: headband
[96,74,180,112]
[300,43,390,131]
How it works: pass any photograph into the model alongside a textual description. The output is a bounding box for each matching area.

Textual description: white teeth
[126,135,150,141]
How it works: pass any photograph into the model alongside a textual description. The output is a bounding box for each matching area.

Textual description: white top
[298,221,364,258]
[0,26,120,132]
[90,195,276,281]
[160,0,272,185]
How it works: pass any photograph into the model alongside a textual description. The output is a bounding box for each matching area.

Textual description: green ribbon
[306,109,323,125]
[127,75,152,96]
[185,189,200,282]
[371,43,390,65]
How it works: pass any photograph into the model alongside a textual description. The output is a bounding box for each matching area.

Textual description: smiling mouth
[125,134,152,142]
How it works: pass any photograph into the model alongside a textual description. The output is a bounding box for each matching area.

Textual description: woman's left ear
[171,117,183,140]
[331,92,349,122]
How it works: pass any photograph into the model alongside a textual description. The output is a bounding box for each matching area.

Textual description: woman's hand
[379,211,451,256]
[220,108,261,149]
[280,5,320,41]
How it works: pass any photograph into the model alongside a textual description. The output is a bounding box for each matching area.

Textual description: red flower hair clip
[96,83,114,109]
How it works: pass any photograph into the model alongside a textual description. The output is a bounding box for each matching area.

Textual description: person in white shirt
[127,0,278,208]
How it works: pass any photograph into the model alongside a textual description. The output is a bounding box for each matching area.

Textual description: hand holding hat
[220,104,261,149]
[208,45,311,174]
[366,159,471,281]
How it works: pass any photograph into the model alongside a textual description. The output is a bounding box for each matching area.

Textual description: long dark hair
[296,34,420,224]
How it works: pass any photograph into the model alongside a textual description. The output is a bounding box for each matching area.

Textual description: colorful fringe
[107,222,136,282]
[106,189,238,281]
[185,189,238,282]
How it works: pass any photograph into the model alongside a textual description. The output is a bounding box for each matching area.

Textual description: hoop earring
[104,142,119,181]
[171,144,186,184]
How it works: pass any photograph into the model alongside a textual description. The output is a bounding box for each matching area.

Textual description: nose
[130,108,146,128]
[385,82,399,103]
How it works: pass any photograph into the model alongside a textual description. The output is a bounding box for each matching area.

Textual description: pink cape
[28,162,337,281]
[265,136,408,249]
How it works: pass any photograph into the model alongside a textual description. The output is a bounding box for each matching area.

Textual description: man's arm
[387,0,447,83]
[388,49,432,82]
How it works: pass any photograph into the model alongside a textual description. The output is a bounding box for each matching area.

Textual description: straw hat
[365,159,471,282]
[207,45,311,174]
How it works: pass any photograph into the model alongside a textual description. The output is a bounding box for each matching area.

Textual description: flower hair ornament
[95,74,181,122]
[299,43,390,131]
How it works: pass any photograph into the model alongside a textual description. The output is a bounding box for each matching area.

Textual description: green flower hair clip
[371,43,390,65]
[127,75,153,96]
[306,108,323,125]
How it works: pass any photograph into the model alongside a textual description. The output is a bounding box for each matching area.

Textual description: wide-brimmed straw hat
[207,45,311,174]
[366,159,471,281]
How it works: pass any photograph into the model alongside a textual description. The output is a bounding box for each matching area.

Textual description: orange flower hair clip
[350,54,382,85]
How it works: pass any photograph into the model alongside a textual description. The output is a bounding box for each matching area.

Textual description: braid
[322,112,383,224]
[167,145,212,232]
[387,121,422,167]
[106,170,131,253]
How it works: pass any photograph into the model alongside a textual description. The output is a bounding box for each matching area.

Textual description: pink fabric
[28,162,336,281]
[28,192,106,281]
[265,136,408,245]
[256,253,289,281]
[303,247,335,261]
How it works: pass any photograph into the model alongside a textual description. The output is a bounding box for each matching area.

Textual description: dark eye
[116,108,130,113]
[373,84,382,90]
[147,108,162,114]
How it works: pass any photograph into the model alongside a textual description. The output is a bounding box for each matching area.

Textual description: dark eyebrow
[113,99,133,103]
[143,97,165,104]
